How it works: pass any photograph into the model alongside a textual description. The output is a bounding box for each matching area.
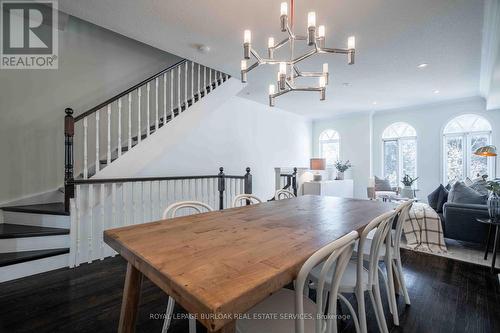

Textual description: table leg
[484,224,493,260]
[492,225,499,274]
[214,321,236,333]
[118,263,143,333]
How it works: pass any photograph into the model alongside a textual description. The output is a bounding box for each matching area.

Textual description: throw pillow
[427,185,442,211]
[436,186,449,213]
[374,176,392,191]
[470,178,489,196]
[448,181,487,205]
[464,177,473,186]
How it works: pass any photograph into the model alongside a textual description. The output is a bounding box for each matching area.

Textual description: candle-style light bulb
[322,63,328,73]
[244,30,252,43]
[319,76,326,88]
[241,60,247,70]
[269,84,276,95]
[280,2,288,16]
[318,25,325,38]
[279,62,287,74]
[348,36,356,49]
[268,37,275,48]
[308,12,316,27]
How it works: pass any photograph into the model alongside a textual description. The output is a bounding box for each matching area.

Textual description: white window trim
[442,130,492,183]
[319,130,341,166]
[382,135,418,187]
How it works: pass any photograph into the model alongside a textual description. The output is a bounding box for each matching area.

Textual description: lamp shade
[474,145,497,157]
[310,158,326,170]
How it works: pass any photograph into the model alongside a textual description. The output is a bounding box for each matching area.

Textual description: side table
[477,217,500,273]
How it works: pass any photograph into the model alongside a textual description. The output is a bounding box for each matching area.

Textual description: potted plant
[486,180,500,219]
[400,174,419,199]
[334,160,352,180]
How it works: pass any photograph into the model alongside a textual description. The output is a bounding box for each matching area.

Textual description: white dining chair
[161,201,213,333]
[236,231,359,333]
[232,194,263,207]
[274,189,296,200]
[308,210,398,333]
[355,199,414,326]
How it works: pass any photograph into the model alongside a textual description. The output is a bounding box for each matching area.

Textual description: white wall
[95,79,312,200]
[0,15,181,204]
[313,97,500,201]
[312,113,372,199]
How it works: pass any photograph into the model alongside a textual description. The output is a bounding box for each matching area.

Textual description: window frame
[318,129,341,166]
[382,134,418,187]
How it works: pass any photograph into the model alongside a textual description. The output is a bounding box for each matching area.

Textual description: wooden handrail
[70,174,245,185]
[74,59,187,122]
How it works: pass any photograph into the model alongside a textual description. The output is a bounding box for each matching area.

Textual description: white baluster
[146,82,151,137]
[177,66,181,113]
[83,117,88,179]
[122,182,127,227]
[95,112,100,173]
[197,63,201,100]
[88,184,93,263]
[209,68,212,92]
[137,88,142,143]
[150,181,154,220]
[118,99,122,157]
[111,183,117,256]
[204,66,207,95]
[155,78,159,131]
[128,94,132,150]
[184,61,188,109]
[170,70,174,118]
[76,185,82,266]
[107,105,111,164]
[132,182,136,225]
[142,182,146,223]
[163,74,167,125]
[100,184,105,260]
[69,198,77,268]
[191,61,194,101]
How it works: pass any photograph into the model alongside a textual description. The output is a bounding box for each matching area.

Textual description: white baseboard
[0,253,69,283]
[0,235,69,253]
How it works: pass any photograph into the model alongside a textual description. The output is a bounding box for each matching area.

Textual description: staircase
[0,59,230,282]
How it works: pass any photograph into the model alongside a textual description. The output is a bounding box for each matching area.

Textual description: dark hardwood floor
[0,249,498,333]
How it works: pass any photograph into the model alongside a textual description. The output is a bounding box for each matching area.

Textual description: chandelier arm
[271,37,291,51]
[319,47,350,54]
[290,87,323,92]
[297,71,325,77]
[270,88,292,98]
[291,49,317,64]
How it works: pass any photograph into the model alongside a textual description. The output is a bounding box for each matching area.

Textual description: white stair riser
[0,235,69,253]
[2,211,69,228]
[0,254,68,283]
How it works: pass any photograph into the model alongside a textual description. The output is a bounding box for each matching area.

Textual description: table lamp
[310,158,326,181]
[474,145,497,178]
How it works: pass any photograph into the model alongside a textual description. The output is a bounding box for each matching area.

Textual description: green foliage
[334,160,352,172]
[486,181,500,195]
[401,174,419,187]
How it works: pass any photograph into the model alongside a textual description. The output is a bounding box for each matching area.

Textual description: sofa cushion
[448,181,487,205]
[470,178,488,196]
[374,176,392,191]
[436,186,449,213]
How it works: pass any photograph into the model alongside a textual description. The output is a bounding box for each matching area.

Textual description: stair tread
[1,202,69,216]
[0,224,69,239]
[0,248,69,267]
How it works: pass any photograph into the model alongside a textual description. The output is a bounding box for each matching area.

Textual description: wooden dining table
[104,195,395,333]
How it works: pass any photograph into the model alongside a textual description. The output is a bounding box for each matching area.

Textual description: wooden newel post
[244,167,252,206]
[218,167,225,210]
[64,108,75,212]
[292,167,298,197]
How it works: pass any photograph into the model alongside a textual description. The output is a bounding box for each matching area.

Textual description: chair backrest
[275,189,296,200]
[393,200,415,253]
[232,194,263,207]
[162,201,213,219]
[294,231,359,333]
[357,210,398,286]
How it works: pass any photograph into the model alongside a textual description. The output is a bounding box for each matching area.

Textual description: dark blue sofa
[442,202,489,244]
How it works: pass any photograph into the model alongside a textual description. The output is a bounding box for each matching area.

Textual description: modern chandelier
[240,0,356,106]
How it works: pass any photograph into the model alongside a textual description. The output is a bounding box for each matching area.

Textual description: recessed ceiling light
[417,63,428,69]
[342,82,351,87]
[372,101,378,105]
[433,90,440,94]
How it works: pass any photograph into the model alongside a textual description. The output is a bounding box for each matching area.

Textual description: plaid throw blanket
[403,202,447,253]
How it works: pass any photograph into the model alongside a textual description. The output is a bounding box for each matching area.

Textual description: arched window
[443,114,492,183]
[319,129,340,165]
[382,122,417,186]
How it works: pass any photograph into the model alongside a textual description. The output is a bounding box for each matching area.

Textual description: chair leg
[188,318,197,333]
[338,294,361,333]
[372,283,389,333]
[395,258,411,305]
[161,296,175,333]
[385,257,399,326]
[377,265,393,315]
[368,290,383,333]
[355,288,368,333]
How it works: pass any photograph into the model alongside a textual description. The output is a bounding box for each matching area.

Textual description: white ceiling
[58,0,485,119]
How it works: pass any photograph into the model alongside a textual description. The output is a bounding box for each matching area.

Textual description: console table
[302,179,354,198]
